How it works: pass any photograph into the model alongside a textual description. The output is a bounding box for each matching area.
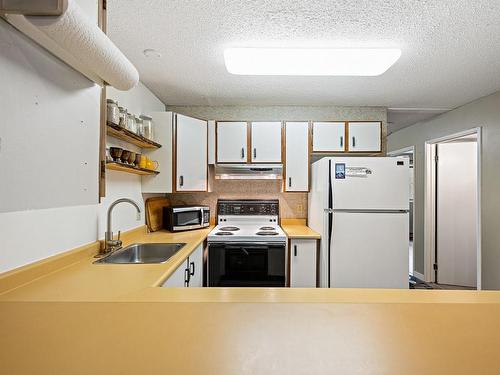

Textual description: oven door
[172,207,206,231]
[208,242,286,287]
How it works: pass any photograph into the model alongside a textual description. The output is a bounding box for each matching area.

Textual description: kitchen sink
[94,243,186,264]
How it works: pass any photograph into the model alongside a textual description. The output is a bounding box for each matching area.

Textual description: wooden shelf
[106,162,159,176]
[106,122,162,149]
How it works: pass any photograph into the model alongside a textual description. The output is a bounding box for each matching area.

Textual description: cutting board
[145,197,170,232]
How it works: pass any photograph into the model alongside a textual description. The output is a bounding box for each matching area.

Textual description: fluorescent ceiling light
[224,48,401,76]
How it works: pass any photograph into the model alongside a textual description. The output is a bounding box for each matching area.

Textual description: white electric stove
[207,200,287,287]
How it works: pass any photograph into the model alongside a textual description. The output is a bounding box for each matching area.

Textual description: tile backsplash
[166,172,307,220]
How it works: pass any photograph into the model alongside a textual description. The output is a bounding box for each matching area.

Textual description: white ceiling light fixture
[224,48,401,76]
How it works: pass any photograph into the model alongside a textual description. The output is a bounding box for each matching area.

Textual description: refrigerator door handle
[332,209,410,213]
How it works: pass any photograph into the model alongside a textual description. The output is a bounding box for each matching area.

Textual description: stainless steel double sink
[94,243,186,264]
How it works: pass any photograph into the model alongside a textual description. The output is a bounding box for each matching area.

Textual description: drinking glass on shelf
[135,116,144,136]
[140,115,154,140]
[118,106,127,128]
[126,112,136,133]
[106,99,120,125]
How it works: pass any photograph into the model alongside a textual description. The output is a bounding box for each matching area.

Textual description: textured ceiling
[108,0,500,112]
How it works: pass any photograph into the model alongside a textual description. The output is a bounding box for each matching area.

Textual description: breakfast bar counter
[2,226,500,374]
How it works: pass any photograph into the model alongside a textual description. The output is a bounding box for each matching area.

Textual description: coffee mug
[138,155,147,169]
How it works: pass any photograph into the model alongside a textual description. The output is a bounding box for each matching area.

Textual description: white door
[251,122,282,162]
[330,157,409,210]
[436,141,477,287]
[285,122,309,191]
[290,239,317,287]
[162,259,189,287]
[217,121,248,162]
[331,212,409,288]
[347,122,381,152]
[176,114,207,191]
[188,244,204,287]
[312,122,345,152]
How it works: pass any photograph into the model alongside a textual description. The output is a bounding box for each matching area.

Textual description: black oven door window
[209,243,285,287]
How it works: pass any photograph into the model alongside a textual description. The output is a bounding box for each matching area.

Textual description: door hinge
[434,155,439,163]
[433,263,438,271]
[100,160,106,177]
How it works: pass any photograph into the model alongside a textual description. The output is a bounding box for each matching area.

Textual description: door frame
[387,146,416,277]
[424,127,482,289]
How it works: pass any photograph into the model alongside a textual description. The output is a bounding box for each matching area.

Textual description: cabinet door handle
[294,245,297,257]
[340,136,343,148]
[184,268,190,287]
[241,147,245,159]
[352,136,356,147]
[190,261,195,276]
[179,175,184,187]
[288,177,292,187]
[253,148,256,158]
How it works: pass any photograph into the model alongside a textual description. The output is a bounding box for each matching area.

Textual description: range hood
[215,164,283,180]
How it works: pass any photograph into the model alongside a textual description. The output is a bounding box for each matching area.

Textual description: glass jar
[118,106,127,128]
[106,99,119,125]
[140,114,154,140]
[126,112,137,133]
[135,117,144,137]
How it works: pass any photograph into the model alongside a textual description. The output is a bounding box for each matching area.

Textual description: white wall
[0,18,100,213]
[0,3,165,273]
[388,90,500,289]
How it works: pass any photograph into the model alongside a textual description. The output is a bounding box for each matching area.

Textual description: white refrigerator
[308,157,409,289]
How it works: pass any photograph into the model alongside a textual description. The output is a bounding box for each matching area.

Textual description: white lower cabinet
[161,244,204,288]
[290,239,317,288]
[187,243,203,287]
[162,258,189,287]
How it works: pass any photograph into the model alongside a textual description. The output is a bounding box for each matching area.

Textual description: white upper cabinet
[312,122,345,152]
[285,122,309,191]
[250,122,282,162]
[175,114,207,191]
[142,111,173,193]
[217,121,248,163]
[347,121,382,152]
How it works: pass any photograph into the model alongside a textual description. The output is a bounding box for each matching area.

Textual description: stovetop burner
[215,231,234,236]
[256,231,278,236]
[219,226,240,231]
[259,226,275,231]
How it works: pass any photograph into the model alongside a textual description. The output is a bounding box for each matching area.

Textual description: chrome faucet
[101,198,141,255]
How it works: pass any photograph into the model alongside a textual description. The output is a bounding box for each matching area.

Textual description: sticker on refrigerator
[346,167,372,177]
[335,163,345,179]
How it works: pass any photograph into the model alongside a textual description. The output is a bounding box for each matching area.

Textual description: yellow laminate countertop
[281,224,321,239]
[3,225,500,374]
[0,226,213,302]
